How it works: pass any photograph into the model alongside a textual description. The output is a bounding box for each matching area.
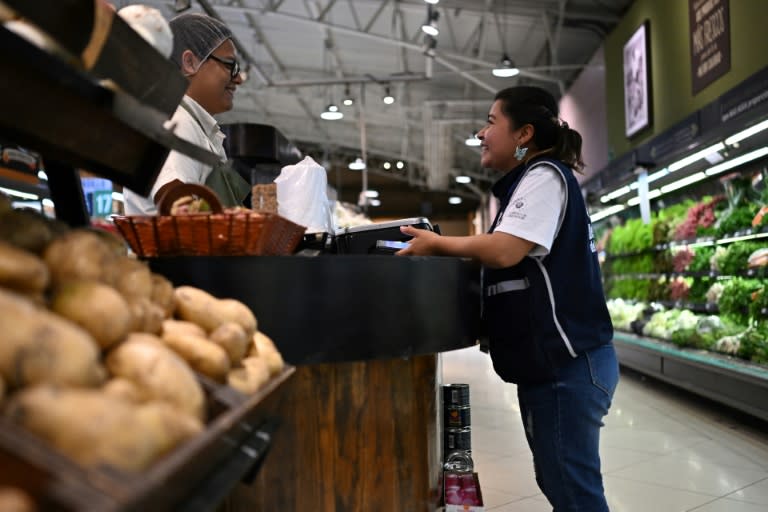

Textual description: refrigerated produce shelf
[614,331,768,421]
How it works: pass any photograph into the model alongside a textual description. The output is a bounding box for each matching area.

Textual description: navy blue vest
[484,156,613,384]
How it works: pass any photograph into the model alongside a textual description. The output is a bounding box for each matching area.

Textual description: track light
[320,104,343,120]
[492,53,520,78]
[383,86,395,105]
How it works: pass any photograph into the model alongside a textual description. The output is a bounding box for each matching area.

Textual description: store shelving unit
[613,331,768,421]
[605,220,768,420]
[0,15,298,511]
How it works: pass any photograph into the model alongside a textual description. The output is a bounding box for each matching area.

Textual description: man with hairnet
[124,12,249,214]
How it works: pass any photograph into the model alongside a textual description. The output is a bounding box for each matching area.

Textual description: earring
[514,145,528,160]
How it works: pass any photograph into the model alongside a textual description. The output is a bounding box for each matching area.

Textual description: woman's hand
[395,225,441,256]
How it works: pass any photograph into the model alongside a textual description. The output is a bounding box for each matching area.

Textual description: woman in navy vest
[398,86,618,512]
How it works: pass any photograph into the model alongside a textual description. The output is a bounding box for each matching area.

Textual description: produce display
[0,198,286,475]
[602,174,768,367]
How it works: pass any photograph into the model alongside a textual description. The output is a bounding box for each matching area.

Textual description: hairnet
[169,13,233,68]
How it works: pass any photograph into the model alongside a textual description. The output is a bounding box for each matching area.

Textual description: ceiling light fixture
[424,0,439,4]
[421,7,439,36]
[492,53,520,78]
[455,176,471,184]
[449,196,462,205]
[348,157,366,170]
[342,84,354,106]
[383,86,395,105]
[465,132,481,146]
[320,104,343,120]
[370,199,382,207]
[396,161,405,169]
[364,190,379,198]
[383,162,392,170]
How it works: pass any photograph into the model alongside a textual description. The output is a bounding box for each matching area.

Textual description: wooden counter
[150,255,480,511]
[226,355,441,512]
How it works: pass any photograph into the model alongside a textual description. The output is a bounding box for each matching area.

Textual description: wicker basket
[113,184,305,257]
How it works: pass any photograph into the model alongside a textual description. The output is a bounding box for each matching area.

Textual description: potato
[106,334,205,420]
[209,322,248,366]
[0,487,36,512]
[127,297,164,334]
[106,257,153,301]
[150,274,175,317]
[216,299,257,337]
[43,230,116,285]
[250,331,285,376]
[5,386,160,471]
[50,280,132,349]
[162,319,206,339]
[135,401,203,455]
[0,209,55,254]
[0,289,105,388]
[174,286,222,332]
[162,333,230,382]
[102,378,144,404]
[227,356,270,395]
[0,241,49,293]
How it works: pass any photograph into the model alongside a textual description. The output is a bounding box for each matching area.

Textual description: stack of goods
[442,384,471,462]
[441,384,484,509]
[0,195,285,479]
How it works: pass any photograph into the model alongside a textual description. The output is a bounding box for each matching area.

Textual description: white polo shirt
[124,95,227,215]
[493,164,567,257]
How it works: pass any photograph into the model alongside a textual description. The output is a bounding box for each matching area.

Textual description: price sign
[91,190,113,217]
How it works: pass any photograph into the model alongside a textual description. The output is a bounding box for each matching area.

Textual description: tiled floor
[440,346,768,512]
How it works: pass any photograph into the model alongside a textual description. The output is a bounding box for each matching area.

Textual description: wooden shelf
[0,368,295,511]
[0,25,218,197]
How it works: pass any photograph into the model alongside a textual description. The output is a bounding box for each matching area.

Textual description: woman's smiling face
[476,100,524,171]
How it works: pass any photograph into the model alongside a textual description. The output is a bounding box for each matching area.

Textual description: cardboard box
[443,472,484,511]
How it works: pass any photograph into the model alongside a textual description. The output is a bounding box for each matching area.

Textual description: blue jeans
[517,343,619,512]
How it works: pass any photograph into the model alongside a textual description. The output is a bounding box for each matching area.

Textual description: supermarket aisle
[441,346,768,512]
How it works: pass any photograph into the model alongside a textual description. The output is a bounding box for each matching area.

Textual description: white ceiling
[119,0,632,212]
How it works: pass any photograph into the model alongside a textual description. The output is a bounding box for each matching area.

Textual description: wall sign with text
[623,21,651,138]
[690,0,731,95]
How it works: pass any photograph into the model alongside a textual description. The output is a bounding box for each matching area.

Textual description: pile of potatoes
[0,206,284,473]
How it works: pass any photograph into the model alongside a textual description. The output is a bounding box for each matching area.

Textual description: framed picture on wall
[623,21,651,138]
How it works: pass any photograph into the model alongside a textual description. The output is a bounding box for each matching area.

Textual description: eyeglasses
[207,54,240,80]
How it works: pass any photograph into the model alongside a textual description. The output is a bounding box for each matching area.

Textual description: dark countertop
[150,255,481,365]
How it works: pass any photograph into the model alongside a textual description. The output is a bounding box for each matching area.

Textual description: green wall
[605,0,768,159]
